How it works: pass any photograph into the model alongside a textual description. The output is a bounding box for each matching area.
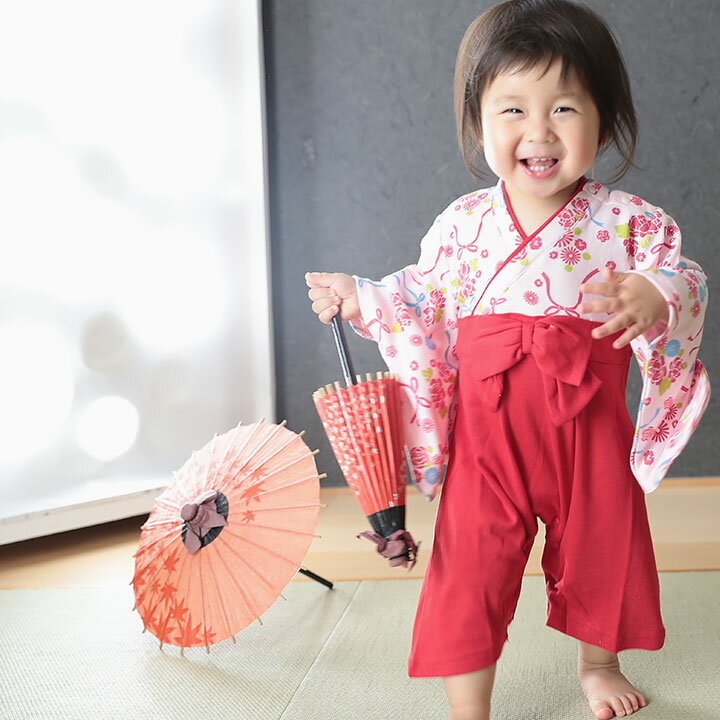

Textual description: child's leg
[443,663,497,720]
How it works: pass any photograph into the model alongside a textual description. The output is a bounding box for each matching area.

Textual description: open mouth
[520,158,558,171]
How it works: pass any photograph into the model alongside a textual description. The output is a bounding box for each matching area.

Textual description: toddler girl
[306,1,710,718]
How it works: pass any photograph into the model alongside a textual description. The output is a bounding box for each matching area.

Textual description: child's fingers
[307,286,338,302]
[305,271,335,288]
[318,304,340,324]
[311,296,340,317]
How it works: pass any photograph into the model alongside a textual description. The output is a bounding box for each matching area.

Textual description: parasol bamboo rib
[241,431,307,480]
[154,548,192,645]
[211,531,293,610]
[228,422,289,484]
[204,551,234,645]
[348,381,384,503]
[366,379,393,505]
[211,546,265,629]
[335,382,381,512]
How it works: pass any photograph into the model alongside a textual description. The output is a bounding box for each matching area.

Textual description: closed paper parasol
[132,420,331,653]
[313,316,420,570]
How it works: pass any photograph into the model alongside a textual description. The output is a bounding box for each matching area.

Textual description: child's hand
[305,271,361,324]
[579,266,670,349]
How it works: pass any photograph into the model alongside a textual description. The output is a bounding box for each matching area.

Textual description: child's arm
[583,210,710,492]
[306,213,458,503]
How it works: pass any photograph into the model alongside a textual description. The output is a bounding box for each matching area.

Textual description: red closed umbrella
[313,317,420,570]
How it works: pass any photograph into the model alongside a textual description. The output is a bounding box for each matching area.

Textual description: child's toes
[589,700,614,719]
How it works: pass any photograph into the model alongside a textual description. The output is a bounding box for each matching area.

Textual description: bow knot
[458,315,603,426]
[181,490,228,555]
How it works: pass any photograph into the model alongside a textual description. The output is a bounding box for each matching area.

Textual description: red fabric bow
[460,316,602,426]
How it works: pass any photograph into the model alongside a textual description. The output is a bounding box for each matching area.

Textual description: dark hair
[454,0,637,185]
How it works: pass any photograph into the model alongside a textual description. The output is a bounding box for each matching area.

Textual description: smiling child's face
[479,58,602,212]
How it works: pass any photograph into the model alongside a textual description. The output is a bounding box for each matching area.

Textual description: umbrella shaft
[331,314,356,385]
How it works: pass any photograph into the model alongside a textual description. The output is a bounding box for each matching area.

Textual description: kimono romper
[351,177,710,678]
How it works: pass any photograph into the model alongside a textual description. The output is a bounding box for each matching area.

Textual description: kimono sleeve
[348,214,458,502]
[624,210,710,492]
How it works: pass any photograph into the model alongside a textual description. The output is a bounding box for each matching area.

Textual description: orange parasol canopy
[132,420,323,652]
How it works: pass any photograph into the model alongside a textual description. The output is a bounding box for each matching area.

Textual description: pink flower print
[462,195,482,212]
[460,278,476,298]
[430,290,446,309]
[481,249,489,258]
[612,207,620,215]
[663,398,678,420]
[523,290,539,305]
[529,237,542,249]
[386,345,398,357]
[571,197,589,217]
[629,214,656,240]
[437,362,454,383]
[668,357,683,382]
[428,378,448,409]
[665,223,679,243]
[550,251,558,259]
[642,450,655,465]
[636,252,646,262]
[458,262,471,282]
[431,454,443,466]
[606,261,617,271]
[558,207,576,228]
[630,195,643,206]
[423,306,435,327]
[410,360,419,371]
[554,230,575,247]
[410,446,429,467]
[648,421,670,443]
[391,292,412,327]
[691,300,701,318]
[597,229,610,242]
[421,417,435,433]
[648,354,667,384]
[643,396,651,406]
[534,278,543,287]
[560,246,581,265]
[624,235,638,258]
[410,334,423,346]
[444,245,453,258]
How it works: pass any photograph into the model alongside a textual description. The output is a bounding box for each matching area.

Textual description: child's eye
[555,107,575,113]
[503,108,522,114]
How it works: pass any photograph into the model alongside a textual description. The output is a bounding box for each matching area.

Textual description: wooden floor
[1,479,718,590]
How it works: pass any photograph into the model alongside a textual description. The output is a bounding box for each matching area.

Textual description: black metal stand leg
[297,567,334,589]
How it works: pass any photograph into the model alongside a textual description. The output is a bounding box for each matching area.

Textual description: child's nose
[525,116,556,144]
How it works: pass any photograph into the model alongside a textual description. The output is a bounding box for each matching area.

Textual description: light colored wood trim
[0,481,718,589]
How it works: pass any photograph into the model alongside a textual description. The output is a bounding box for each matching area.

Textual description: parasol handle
[331,313,357,386]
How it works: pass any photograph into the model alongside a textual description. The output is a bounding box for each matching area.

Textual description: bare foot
[578,657,648,718]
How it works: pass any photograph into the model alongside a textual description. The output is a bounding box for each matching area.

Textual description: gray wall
[264,1,718,486]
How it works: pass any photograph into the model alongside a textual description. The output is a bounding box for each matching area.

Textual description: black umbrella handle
[331,313,357,386]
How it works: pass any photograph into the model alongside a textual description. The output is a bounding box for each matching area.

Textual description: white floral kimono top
[350,177,710,502]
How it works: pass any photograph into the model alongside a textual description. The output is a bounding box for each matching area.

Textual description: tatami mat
[1,573,718,720]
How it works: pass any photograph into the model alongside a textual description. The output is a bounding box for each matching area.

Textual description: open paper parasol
[131,420,332,653]
[312,316,420,570]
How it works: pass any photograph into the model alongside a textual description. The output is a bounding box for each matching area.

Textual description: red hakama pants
[408,313,666,678]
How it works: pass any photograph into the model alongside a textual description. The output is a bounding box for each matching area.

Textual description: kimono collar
[469,177,605,315]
